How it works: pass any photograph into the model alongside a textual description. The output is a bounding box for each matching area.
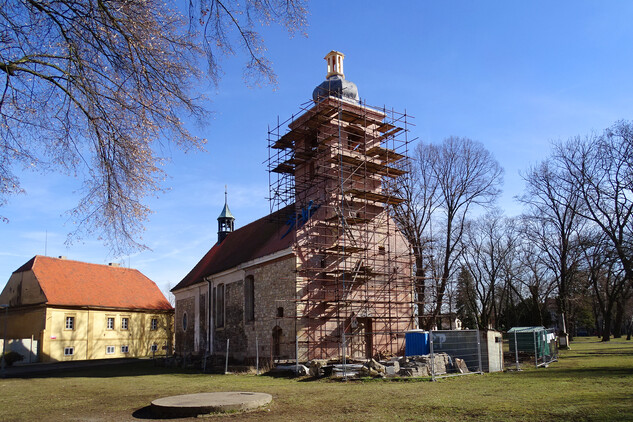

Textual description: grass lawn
[0,337,631,421]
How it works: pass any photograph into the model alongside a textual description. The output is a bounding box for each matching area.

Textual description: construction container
[405,330,430,356]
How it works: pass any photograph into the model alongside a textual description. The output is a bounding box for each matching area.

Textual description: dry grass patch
[0,337,631,421]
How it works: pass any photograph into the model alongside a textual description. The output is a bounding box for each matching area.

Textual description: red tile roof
[172,205,295,292]
[14,256,172,310]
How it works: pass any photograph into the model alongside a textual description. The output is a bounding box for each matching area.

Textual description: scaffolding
[267,95,416,361]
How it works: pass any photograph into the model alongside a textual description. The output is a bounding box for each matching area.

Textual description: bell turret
[217,186,235,243]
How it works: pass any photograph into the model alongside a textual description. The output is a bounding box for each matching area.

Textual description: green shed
[508,326,550,358]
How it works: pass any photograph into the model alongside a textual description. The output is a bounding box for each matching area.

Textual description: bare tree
[0,0,306,254]
[389,145,439,326]
[424,137,503,328]
[460,210,517,330]
[192,0,307,86]
[519,158,585,338]
[512,235,557,327]
[581,230,629,341]
[553,122,633,339]
[557,123,633,280]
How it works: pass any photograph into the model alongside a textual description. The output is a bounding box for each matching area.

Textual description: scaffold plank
[331,149,406,178]
[272,163,295,174]
[346,188,405,205]
[366,146,406,163]
[376,126,404,141]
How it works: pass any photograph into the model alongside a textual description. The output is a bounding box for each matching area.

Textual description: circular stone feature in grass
[150,392,272,418]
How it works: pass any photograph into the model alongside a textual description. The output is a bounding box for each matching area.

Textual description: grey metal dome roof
[312,75,360,103]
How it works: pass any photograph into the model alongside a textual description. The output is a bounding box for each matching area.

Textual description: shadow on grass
[6,360,201,380]
[521,366,633,380]
[131,406,155,420]
[131,405,189,420]
[575,349,633,356]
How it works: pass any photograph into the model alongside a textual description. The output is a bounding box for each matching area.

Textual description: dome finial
[325,51,345,79]
[313,50,360,103]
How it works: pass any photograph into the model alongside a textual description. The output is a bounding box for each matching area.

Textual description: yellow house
[0,256,173,362]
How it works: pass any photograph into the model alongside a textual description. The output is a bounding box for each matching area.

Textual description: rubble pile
[396,353,452,377]
[302,352,468,379]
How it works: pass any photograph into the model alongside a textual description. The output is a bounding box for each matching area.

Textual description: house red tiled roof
[172,205,295,292]
[14,256,172,310]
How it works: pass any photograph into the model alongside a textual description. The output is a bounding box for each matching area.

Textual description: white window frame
[121,345,129,354]
[106,317,115,330]
[65,316,75,330]
[150,318,158,331]
[121,317,129,330]
[150,344,158,352]
[106,345,115,355]
[64,347,74,356]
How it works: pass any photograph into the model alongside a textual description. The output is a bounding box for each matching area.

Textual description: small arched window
[182,312,188,331]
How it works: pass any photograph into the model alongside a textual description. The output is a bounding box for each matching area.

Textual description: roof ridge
[33,255,139,272]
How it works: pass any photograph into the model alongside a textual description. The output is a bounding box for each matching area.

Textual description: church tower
[266,52,414,361]
[217,187,234,243]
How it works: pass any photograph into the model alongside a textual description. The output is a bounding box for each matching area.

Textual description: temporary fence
[427,330,483,380]
[506,327,558,370]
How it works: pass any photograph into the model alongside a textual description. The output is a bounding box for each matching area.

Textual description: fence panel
[505,328,558,370]
[429,330,482,379]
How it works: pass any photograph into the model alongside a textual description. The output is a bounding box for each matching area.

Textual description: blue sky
[2,1,633,300]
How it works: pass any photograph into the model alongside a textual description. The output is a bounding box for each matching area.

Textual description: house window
[106,346,115,355]
[106,317,115,330]
[150,318,158,331]
[182,312,188,331]
[150,344,158,352]
[65,316,75,330]
[216,283,225,328]
[64,347,74,356]
[244,276,255,322]
[121,345,129,353]
[121,317,129,330]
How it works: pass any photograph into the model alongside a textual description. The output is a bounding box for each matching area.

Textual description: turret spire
[217,186,235,243]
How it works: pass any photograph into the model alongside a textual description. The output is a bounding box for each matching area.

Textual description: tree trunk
[415,258,426,329]
[613,301,624,338]
[602,316,611,342]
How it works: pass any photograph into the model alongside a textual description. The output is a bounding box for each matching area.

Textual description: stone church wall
[213,255,296,363]
[175,296,194,354]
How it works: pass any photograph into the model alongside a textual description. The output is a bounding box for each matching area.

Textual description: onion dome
[312,51,360,103]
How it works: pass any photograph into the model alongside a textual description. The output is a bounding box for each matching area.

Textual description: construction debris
[297,352,467,380]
